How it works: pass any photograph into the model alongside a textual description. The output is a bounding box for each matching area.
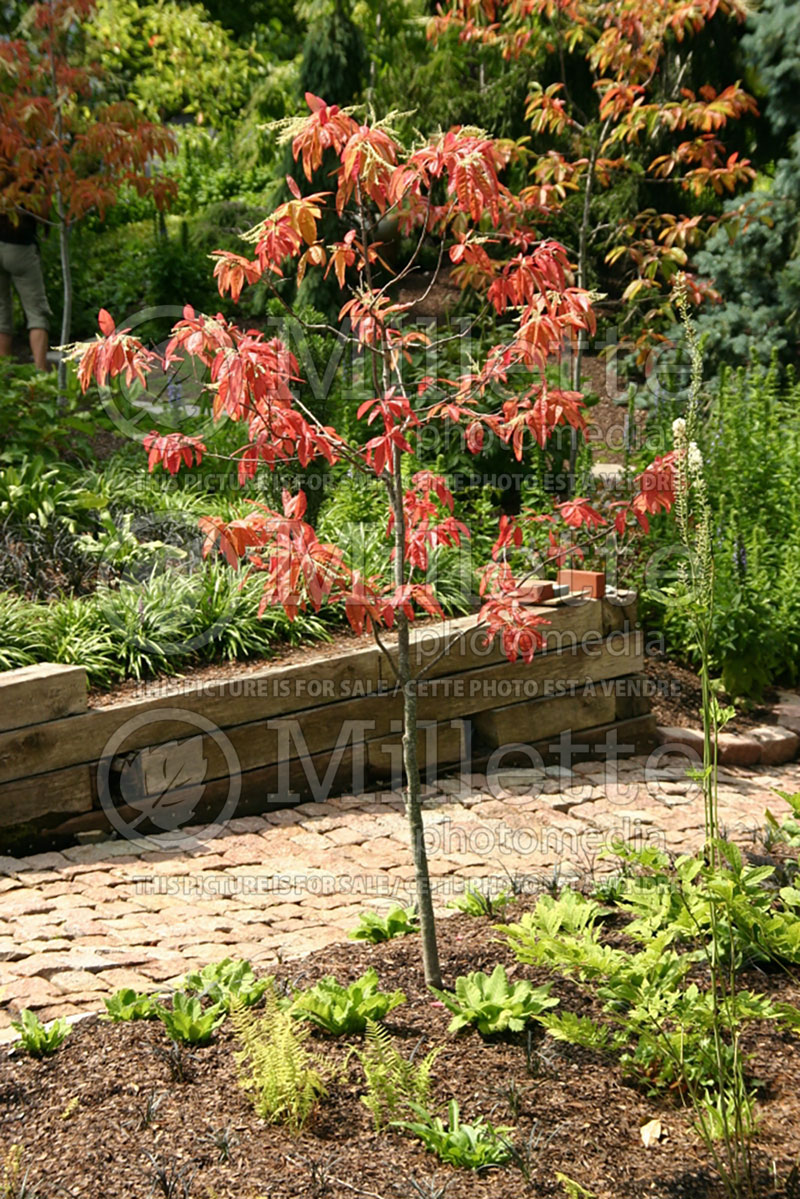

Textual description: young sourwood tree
[66,95,675,986]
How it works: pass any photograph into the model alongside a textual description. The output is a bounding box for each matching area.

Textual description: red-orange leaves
[325,229,359,287]
[165,308,235,370]
[98,308,115,336]
[633,452,678,524]
[340,293,408,347]
[389,471,468,572]
[498,387,587,457]
[211,251,262,302]
[65,311,159,393]
[292,94,359,180]
[200,490,347,620]
[556,497,607,531]
[337,124,399,213]
[398,128,508,225]
[143,432,206,475]
[526,83,577,136]
[478,590,550,664]
[488,242,571,313]
[358,389,417,475]
[239,189,327,277]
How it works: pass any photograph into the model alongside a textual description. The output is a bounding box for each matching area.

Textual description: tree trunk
[57,195,71,396]
[389,448,442,989]
[566,134,602,493]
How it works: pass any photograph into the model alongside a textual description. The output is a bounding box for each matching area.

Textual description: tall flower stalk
[671,278,754,1197]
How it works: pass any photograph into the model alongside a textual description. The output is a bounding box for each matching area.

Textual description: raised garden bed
[0,595,656,852]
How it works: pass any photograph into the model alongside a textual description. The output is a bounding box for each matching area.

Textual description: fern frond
[357,1018,441,1131]
[230,987,326,1131]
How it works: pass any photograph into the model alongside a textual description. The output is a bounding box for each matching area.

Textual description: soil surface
[645,653,780,735]
[86,619,417,708]
[1,900,798,1199]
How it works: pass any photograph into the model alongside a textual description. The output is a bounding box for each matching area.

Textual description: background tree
[430,0,760,373]
[68,93,673,985]
[689,0,800,371]
[87,0,264,128]
[0,0,175,385]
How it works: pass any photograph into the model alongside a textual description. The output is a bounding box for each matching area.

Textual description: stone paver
[0,754,799,1040]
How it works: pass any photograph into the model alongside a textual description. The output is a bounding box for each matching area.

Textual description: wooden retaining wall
[0,593,655,850]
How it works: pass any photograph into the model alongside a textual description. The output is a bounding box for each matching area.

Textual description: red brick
[557,568,606,599]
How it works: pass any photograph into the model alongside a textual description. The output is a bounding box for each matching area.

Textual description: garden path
[1,753,798,1039]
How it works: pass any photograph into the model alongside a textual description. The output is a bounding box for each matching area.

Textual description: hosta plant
[156,992,226,1045]
[180,958,271,1011]
[291,969,405,1035]
[349,905,419,943]
[431,964,558,1036]
[102,988,160,1022]
[394,1099,513,1169]
[11,1009,70,1056]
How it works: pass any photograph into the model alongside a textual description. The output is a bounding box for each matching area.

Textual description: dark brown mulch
[85,617,418,709]
[1,906,798,1199]
[645,653,783,735]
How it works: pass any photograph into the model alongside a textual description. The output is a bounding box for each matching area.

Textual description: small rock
[717,733,761,767]
[656,726,705,755]
[748,724,799,765]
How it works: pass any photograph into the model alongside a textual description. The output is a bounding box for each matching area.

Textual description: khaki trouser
[0,241,52,333]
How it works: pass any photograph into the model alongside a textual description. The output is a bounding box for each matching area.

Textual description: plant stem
[389,444,442,989]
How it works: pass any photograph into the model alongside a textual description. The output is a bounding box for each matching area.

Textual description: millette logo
[96,707,241,850]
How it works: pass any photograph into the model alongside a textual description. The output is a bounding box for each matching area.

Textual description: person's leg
[28,326,48,370]
[11,242,52,371]
[0,246,12,357]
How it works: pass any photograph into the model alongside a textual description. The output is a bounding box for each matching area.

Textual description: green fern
[538,1011,613,1052]
[356,1019,441,1131]
[230,987,327,1130]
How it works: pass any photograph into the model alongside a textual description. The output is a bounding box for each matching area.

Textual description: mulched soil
[645,652,781,735]
[86,621,400,708]
[1,902,798,1199]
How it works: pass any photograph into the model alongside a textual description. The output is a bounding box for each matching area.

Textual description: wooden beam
[0,663,87,733]
[474,689,617,748]
[0,762,93,830]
